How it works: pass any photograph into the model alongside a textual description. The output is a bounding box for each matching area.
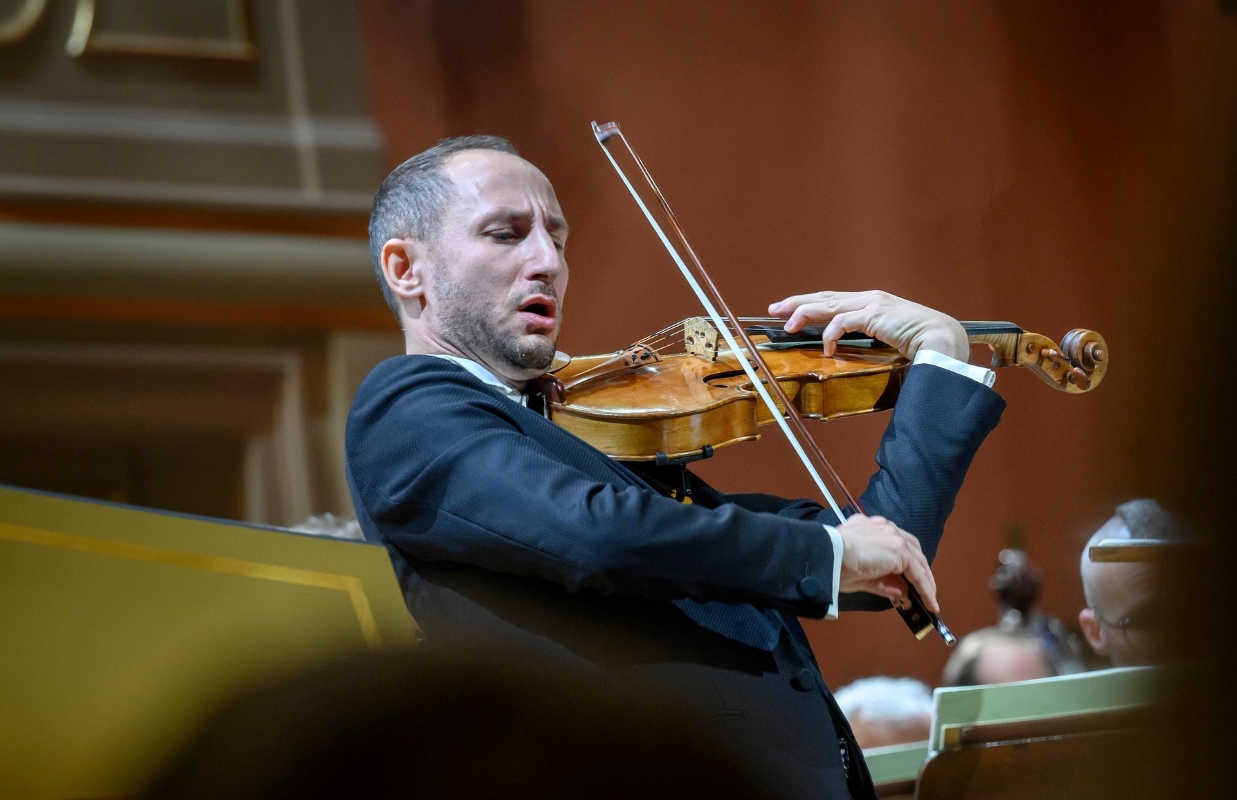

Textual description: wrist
[916,325,969,362]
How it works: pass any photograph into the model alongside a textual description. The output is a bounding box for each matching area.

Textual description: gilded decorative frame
[0,0,48,45]
[65,0,255,61]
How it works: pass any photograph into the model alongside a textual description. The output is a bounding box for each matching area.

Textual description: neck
[403,326,528,391]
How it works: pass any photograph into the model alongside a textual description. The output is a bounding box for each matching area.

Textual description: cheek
[455,259,509,299]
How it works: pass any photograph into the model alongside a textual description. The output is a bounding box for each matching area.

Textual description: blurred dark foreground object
[139,646,776,800]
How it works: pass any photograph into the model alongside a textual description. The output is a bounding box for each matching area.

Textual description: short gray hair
[1080,498,1187,607]
[368,135,520,317]
[1113,499,1186,542]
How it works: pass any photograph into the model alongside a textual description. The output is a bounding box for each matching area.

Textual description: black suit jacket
[346,357,1005,799]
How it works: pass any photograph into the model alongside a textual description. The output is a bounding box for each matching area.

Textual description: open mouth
[517,295,558,330]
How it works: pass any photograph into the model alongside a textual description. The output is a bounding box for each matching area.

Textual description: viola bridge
[683,317,719,361]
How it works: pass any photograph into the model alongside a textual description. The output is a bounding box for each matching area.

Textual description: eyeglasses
[1092,604,1163,639]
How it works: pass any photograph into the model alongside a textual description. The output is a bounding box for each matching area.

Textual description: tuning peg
[1040,347,1067,365]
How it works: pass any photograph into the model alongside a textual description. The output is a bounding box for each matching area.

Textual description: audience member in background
[940,543,1087,688]
[835,677,932,749]
[139,646,774,800]
[1079,499,1185,667]
[989,547,1087,675]
[940,627,1055,687]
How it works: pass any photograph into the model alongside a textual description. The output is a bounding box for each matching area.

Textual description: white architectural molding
[0,99,382,150]
[0,220,370,277]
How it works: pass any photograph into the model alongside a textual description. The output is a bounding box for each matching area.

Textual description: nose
[523,224,564,283]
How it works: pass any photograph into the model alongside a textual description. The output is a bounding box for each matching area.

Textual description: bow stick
[592,120,954,645]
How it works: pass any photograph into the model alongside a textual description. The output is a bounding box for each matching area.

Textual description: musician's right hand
[835,514,940,613]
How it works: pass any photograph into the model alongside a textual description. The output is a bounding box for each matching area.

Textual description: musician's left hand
[768,290,969,362]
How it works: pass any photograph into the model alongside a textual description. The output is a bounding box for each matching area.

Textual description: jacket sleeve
[718,363,1006,611]
[346,362,838,616]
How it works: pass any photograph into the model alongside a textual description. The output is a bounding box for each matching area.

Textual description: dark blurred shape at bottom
[138,645,776,800]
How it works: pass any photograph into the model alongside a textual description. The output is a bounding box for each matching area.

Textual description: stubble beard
[434,271,558,374]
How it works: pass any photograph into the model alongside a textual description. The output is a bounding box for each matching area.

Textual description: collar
[427,354,527,406]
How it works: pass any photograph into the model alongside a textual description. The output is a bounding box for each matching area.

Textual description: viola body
[541,321,1107,462]
[548,344,905,461]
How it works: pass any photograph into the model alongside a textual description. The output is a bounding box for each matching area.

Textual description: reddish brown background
[355,0,1237,688]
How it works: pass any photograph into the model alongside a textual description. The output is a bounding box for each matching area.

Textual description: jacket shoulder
[346,357,514,477]
[352,355,490,412]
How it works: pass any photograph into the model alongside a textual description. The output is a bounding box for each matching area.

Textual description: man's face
[1079,516,1165,666]
[424,151,569,381]
[1082,562,1161,667]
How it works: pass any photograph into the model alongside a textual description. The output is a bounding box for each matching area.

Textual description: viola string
[631,323,685,348]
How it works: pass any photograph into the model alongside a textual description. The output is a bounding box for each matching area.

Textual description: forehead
[441,150,562,217]
[1093,562,1155,609]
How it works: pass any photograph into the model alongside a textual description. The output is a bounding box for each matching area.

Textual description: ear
[380,238,431,313]
[1078,608,1108,657]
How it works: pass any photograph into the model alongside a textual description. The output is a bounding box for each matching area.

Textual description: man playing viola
[346,136,1005,800]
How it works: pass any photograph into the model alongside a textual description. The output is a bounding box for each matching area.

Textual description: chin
[503,333,557,373]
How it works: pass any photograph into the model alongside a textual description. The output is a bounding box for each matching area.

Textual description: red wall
[356,0,1237,688]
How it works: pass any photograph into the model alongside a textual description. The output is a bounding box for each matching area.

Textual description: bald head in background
[1079,499,1184,667]
[940,627,1054,687]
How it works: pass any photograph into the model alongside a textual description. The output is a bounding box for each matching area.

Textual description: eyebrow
[477,208,569,236]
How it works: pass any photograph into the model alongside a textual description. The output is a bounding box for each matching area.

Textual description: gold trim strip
[0,521,381,647]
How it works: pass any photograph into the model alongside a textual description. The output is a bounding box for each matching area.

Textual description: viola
[538,317,1107,463]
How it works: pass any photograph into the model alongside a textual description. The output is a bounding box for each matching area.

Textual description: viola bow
[592,120,954,646]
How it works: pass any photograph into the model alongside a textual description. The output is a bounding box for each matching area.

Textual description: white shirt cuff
[824,524,843,619]
[914,348,995,388]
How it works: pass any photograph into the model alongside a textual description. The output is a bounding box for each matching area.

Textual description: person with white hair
[1078,498,1184,667]
[834,677,933,749]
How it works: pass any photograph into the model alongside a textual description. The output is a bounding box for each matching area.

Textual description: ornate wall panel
[0,0,383,211]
